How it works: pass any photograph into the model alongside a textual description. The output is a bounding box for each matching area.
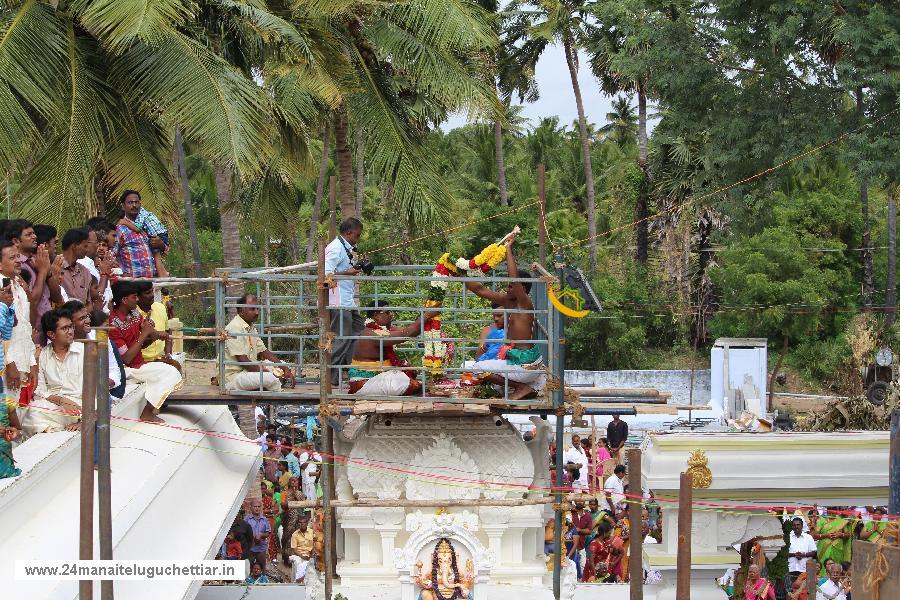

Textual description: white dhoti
[289,555,310,581]
[467,358,547,391]
[20,396,81,436]
[125,362,183,409]
[225,371,282,392]
[352,371,412,396]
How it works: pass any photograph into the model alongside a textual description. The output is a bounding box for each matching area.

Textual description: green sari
[0,396,20,479]
[817,516,851,574]
[859,520,886,543]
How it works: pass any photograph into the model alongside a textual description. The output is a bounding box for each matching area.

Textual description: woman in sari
[0,394,21,479]
[584,498,613,556]
[858,508,887,543]
[261,482,281,562]
[745,564,776,600]
[582,521,614,582]
[817,514,851,574]
[787,572,808,600]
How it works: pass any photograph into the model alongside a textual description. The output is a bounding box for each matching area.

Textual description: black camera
[354,259,375,275]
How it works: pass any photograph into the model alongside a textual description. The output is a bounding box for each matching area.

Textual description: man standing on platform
[324,218,365,386]
[606,414,628,462]
[223,294,292,392]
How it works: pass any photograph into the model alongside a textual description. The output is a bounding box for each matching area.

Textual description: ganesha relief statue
[413,538,476,600]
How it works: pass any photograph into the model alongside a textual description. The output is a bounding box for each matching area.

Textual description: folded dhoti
[464,345,546,392]
[289,555,310,581]
[348,361,417,396]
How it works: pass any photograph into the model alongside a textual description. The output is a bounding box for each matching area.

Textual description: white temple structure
[333,415,553,594]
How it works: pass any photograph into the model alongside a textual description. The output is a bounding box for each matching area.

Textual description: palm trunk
[886,186,897,328]
[494,119,509,206]
[334,110,356,218]
[355,129,365,216]
[175,128,203,277]
[215,164,241,300]
[635,85,649,264]
[307,123,331,262]
[857,89,874,309]
[563,35,597,269]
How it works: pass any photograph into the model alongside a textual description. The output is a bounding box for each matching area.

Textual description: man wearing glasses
[20,310,84,435]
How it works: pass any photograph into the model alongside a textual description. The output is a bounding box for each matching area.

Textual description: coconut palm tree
[0,0,297,230]
[599,96,638,148]
[504,0,599,268]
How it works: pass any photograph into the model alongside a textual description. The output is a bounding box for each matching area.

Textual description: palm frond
[364,20,498,117]
[76,0,196,52]
[14,25,110,230]
[214,0,313,59]
[383,0,496,52]
[0,1,70,125]
[113,30,276,177]
[345,45,452,230]
[102,98,175,217]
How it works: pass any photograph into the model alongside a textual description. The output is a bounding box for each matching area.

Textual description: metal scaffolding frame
[146,252,619,600]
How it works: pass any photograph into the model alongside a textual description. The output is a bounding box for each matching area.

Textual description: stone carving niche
[393,511,495,600]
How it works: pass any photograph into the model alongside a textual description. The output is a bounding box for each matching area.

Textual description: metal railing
[208,263,556,407]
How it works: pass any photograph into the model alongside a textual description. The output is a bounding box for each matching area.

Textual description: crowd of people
[541,431,663,585]
[719,505,891,600]
[0,191,180,479]
[218,414,323,585]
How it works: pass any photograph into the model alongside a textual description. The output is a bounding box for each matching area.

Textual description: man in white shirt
[562,434,588,491]
[324,218,366,386]
[21,311,83,435]
[298,441,321,501]
[786,516,817,592]
[601,465,627,518]
[816,562,846,600]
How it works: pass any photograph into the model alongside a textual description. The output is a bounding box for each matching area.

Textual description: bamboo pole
[538,163,547,264]
[628,448,643,599]
[805,554,817,598]
[317,239,334,599]
[94,333,114,600]
[78,341,99,600]
[676,472,693,600]
[552,252,566,600]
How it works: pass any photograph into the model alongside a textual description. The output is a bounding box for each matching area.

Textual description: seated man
[109,281,182,422]
[134,280,176,368]
[348,300,438,396]
[288,514,315,583]
[21,311,83,435]
[58,300,125,402]
[476,303,506,361]
[223,294,293,392]
[457,234,546,399]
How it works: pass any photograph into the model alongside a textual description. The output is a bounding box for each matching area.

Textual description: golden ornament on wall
[686,449,712,488]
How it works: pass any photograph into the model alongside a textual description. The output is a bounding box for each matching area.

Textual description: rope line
[13,402,898,520]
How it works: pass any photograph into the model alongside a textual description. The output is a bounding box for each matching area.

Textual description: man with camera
[324,218,369,386]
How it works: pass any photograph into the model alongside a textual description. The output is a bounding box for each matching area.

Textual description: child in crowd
[221,530,243,560]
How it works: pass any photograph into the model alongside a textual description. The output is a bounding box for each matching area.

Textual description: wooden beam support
[676,471,692,600]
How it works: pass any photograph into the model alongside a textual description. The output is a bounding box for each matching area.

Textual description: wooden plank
[852,540,900,600]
